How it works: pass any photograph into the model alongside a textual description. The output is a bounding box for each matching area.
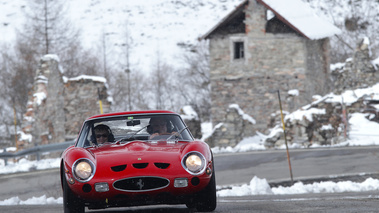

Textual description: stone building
[20,55,112,148]
[202,0,341,137]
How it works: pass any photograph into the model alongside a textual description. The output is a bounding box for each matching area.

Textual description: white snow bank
[217,176,379,197]
[3,176,379,205]
[326,83,379,105]
[229,104,256,124]
[0,158,60,174]
[285,108,325,122]
[0,195,62,205]
[344,113,379,146]
[212,135,266,154]
[288,89,299,96]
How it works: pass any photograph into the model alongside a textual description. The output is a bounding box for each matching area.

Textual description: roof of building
[202,0,341,40]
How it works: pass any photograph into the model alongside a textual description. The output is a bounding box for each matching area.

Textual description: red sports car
[60,110,216,212]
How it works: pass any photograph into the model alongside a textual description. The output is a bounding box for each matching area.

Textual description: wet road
[1,146,379,212]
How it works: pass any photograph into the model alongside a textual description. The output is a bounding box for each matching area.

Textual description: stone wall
[265,38,379,147]
[265,89,379,148]
[205,104,256,147]
[22,55,65,147]
[208,0,331,137]
[331,38,378,93]
[20,55,111,148]
[64,76,111,139]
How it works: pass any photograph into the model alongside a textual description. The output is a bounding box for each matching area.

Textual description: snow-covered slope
[1,0,244,72]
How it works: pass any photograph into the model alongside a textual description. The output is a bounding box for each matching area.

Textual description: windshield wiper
[166,126,189,141]
[119,125,149,142]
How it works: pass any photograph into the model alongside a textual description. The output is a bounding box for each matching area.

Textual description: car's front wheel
[61,166,85,213]
[187,161,217,212]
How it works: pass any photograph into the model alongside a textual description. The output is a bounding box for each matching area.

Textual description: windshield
[76,113,193,147]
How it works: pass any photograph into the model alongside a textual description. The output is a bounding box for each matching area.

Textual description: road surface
[1,146,379,212]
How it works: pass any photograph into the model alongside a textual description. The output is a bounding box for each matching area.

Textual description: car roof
[86,110,176,121]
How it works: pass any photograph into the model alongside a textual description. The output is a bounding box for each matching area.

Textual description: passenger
[94,124,114,144]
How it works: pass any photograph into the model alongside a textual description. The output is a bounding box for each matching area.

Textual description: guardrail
[0,140,75,166]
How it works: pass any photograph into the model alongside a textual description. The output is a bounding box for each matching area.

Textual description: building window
[234,41,244,59]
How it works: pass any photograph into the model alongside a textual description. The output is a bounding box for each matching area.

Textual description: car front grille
[113,177,170,192]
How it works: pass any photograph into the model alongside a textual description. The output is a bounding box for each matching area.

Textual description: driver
[148,117,176,139]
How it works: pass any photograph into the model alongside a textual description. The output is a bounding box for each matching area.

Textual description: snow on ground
[0,195,62,205]
[217,176,379,197]
[0,158,60,174]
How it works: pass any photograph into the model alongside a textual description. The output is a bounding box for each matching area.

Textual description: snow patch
[229,104,256,124]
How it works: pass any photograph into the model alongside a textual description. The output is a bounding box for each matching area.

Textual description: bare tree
[0,0,104,144]
[61,42,103,77]
[149,49,178,110]
[4,38,37,118]
[21,0,80,55]
[130,72,151,110]
[17,0,103,78]
[305,0,379,62]
[108,19,152,112]
[0,41,36,144]
[0,45,15,139]
[120,21,134,111]
[110,70,151,112]
[177,41,211,120]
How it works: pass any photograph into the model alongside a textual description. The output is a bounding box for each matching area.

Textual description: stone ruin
[205,104,256,147]
[17,55,204,150]
[18,55,112,150]
[264,38,379,147]
[265,87,379,148]
[331,37,378,94]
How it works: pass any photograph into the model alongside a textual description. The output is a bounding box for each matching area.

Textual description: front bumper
[64,169,213,207]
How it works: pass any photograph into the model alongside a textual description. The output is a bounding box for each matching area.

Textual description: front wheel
[62,167,85,213]
[187,161,217,212]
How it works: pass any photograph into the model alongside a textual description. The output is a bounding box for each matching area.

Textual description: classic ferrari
[60,110,216,212]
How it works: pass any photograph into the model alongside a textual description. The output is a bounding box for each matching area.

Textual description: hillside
[1,0,244,72]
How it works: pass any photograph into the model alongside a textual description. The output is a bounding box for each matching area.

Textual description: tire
[61,167,85,213]
[191,161,217,212]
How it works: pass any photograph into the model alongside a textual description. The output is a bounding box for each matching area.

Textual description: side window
[76,122,92,147]
[234,41,244,59]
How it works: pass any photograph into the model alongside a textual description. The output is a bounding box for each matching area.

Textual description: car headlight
[182,152,206,175]
[72,158,95,182]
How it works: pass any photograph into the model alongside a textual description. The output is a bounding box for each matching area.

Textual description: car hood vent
[111,164,127,172]
[133,163,148,169]
[113,177,170,192]
[154,163,170,169]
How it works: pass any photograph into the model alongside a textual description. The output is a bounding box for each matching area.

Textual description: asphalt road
[214,145,379,186]
[2,192,379,213]
[1,146,379,212]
